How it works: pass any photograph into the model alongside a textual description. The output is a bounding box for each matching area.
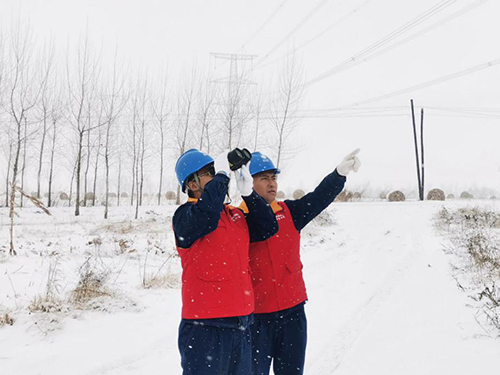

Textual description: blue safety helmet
[249,152,281,176]
[175,149,214,192]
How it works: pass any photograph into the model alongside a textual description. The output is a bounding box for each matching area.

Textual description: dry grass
[71,259,111,305]
[0,312,14,327]
[28,257,64,313]
[29,295,64,313]
[143,272,181,289]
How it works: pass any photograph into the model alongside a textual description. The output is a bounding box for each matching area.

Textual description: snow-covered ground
[1,200,499,375]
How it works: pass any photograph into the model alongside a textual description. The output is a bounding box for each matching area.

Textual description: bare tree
[173,66,198,204]
[83,110,92,207]
[151,67,170,206]
[103,49,127,218]
[47,90,63,208]
[65,32,101,216]
[91,108,104,207]
[35,42,55,200]
[134,74,151,219]
[4,21,47,255]
[251,87,265,152]
[269,53,304,168]
[3,134,14,207]
[197,74,217,154]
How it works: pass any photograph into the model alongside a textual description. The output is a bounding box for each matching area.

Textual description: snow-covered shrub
[435,207,500,334]
[491,196,497,200]
[59,192,69,200]
[108,192,117,198]
[388,191,405,202]
[427,188,445,201]
[460,191,474,199]
[85,192,95,201]
[120,192,129,198]
[293,189,305,200]
[276,191,285,199]
[311,210,335,227]
[447,194,455,200]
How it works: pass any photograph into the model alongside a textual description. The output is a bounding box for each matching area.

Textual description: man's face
[253,171,278,204]
[187,165,214,196]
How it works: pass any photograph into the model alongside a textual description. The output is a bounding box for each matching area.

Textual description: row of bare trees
[0,22,305,222]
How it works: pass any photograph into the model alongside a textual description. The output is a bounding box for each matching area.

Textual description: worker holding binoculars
[173,148,278,375]
[240,149,361,375]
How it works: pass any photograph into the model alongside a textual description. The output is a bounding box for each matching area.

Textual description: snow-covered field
[1,200,499,375]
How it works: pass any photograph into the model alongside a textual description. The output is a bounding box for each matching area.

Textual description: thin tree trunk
[104,121,111,219]
[92,129,102,207]
[37,112,48,199]
[75,131,84,215]
[20,117,28,207]
[69,159,77,208]
[9,118,23,256]
[83,126,91,207]
[48,119,57,208]
[117,156,122,207]
[131,118,137,207]
[158,126,164,206]
[5,142,13,207]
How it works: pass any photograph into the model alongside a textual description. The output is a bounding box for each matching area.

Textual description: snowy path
[1,202,499,374]
[304,202,499,374]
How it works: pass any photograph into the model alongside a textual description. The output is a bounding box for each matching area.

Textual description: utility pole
[420,108,425,201]
[411,99,423,201]
[410,99,426,201]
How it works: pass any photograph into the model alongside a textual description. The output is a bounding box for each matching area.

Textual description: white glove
[214,150,231,177]
[234,163,253,197]
[337,148,361,176]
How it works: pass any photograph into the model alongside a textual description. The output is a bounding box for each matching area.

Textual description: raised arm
[173,173,229,248]
[285,169,346,232]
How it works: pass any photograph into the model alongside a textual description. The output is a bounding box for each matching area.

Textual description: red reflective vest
[176,203,254,319]
[241,201,307,313]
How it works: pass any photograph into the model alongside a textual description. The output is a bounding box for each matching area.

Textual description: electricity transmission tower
[210,53,257,149]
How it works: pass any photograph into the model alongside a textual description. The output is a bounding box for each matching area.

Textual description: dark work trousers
[178,314,253,375]
[251,303,307,375]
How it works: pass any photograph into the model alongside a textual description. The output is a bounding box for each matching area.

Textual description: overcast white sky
[2,0,499,196]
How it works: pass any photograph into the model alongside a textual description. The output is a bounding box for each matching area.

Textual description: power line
[337,0,491,77]
[257,0,373,70]
[241,0,291,49]
[254,0,331,67]
[322,57,500,110]
[304,0,458,87]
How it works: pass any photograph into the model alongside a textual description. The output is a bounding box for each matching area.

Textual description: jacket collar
[239,199,282,214]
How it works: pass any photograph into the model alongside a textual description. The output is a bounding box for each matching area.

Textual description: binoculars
[228,148,252,171]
